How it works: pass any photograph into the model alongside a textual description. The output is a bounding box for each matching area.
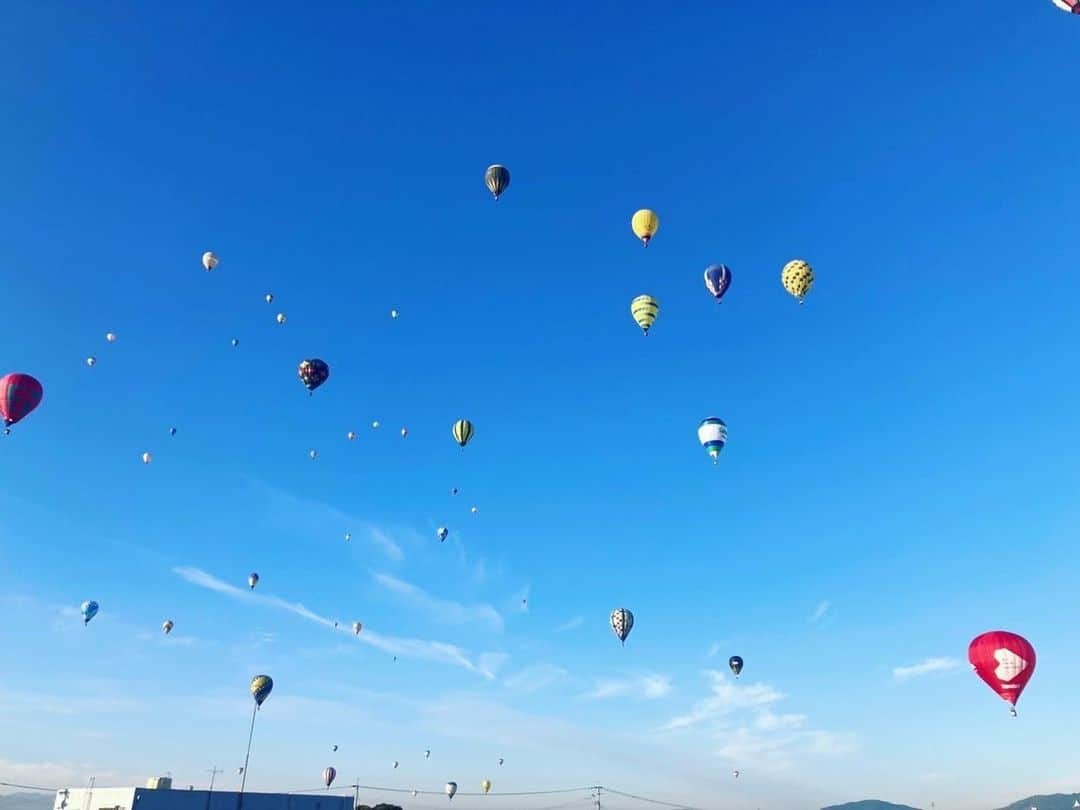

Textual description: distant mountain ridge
[822,802,921,810]
[994,794,1079,810]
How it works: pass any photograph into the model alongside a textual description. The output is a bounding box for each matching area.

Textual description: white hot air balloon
[265,293,274,303]
[309,449,318,460]
[86,357,96,367]
[353,622,362,636]
[445,782,457,800]
[162,619,174,635]
[202,251,219,272]
[390,309,399,319]
[344,531,352,542]
[372,421,380,429]
[276,313,287,324]
[105,332,117,343]
[231,338,240,347]
[437,527,449,542]
[142,452,153,464]
[401,427,408,438]
[347,431,357,441]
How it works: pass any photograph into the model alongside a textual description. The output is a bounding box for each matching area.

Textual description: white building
[54,781,352,810]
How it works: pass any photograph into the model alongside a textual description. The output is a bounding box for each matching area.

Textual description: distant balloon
[733,769,740,779]
[450,487,459,496]
[969,630,1036,716]
[729,655,744,678]
[400,427,408,438]
[323,767,336,788]
[248,572,259,590]
[471,506,479,515]
[425,750,431,759]
[631,209,659,247]
[86,357,96,367]
[276,313,287,325]
[250,675,273,707]
[610,607,634,645]
[353,622,362,636]
[202,251,219,272]
[298,359,330,393]
[347,431,357,441]
[309,449,318,460]
[142,452,153,464]
[344,532,352,542]
[169,426,177,436]
[481,780,492,795]
[485,164,511,200]
[81,600,99,626]
[697,417,728,464]
[704,264,732,303]
[411,791,417,798]
[437,527,449,542]
[498,758,504,766]
[452,419,474,448]
[445,782,457,800]
[231,338,240,347]
[1053,0,1080,12]
[0,373,44,434]
[332,745,338,752]
[163,619,174,635]
[265,293,274,304]
[393,761,399,769]
[391,309,399,319]
[105,332,117,343]
[630,295,659,335]
[781,259,814,304]
[372,421,380,429]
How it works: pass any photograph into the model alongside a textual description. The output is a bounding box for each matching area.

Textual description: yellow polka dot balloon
[781,259,814,304]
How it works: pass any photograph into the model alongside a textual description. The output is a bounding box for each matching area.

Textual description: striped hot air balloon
[0,373,43,434]
[452,419,474,449]
[485,165,510,200]
[610,608,634,645]
[697,417,727,464]
[630,295,659,335]
[322,767,336,788]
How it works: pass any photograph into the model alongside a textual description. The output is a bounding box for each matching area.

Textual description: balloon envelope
[729,655,743,677]
[298,359,330,392]
[969,630,1036,708]
[610,607,634,644]
[697,417,727,462]
[781,259,814,303]
[445,782,457,799]
[704,264,732,301]
[250,675,274,707]
[0,373,44,429]
[630,295,659,335]
[452,419,474,448]
[81,600,99,625]
[322,767,336,788]
[631,209,659,246]
[485,165,510,200]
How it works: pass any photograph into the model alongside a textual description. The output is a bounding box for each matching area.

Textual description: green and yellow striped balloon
[630,295,659,335]
[452,419,474,449]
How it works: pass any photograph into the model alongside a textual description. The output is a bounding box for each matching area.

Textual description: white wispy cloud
[250,480,405,560]
[662,671,855,770]
[892,657,961,680]
[810,600,831,622]
[584,673,672,701]
[372,572,504,632]
[555,616,584,632]
[503,664,570,693]
[173,566,503,677]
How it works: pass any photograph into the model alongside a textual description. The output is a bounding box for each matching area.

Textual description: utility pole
[207,768,223,792]
[353,780,359,810]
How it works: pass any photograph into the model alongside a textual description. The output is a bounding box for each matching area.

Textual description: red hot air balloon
[969,630,1036,716]
[0,373,43,434]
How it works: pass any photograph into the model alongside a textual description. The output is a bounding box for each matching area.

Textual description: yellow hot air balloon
[781,259,814,304]
[481,780,492,795]
[250,674,274,707]
[452,419,474,449]
[630,295,659,335]
[631,209,659,247]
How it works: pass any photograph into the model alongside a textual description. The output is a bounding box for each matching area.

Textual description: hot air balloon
[437,527,449,542]
[733,769,740,779]
[353,622,362,636]
[105,332,117,343]
[0,373,44,435]
[411,791,417,798]
[309,449,318,460]
[729,656,743,678]
[248,573,259,590]
[250,675,273,707]
[452,419,474,449]
[344,532,352,542]
[265,293,274,303]
[202,251,219,272]
[450,487,459,496]
[81,600,99,625]
[697,418,727,464]
[781,260,814,304]
[372,421,380,429]
[704,264,732,303]
[142,452,153,464]
[401,427,408,438]
[498,758,504,766]
[471,506,479,515]
[347,431,357,441]
[445,783,458,800]
[630,295,659,335]
[425,750,431,759]
[298,359,330,393]
[332,745,338,752]
[631,209,659,246]
[163,619,174,635]
[485,165,510,200]
[481,780,492,795]
[276,313,287,325]
[169,427,177,436]
[610,608,634,645]
[1053,0,1080,12]
[393,761,399,769]
[969,630,1036,716]
[86,357,97,367]
[322,767,336,789]
[231,338,240,347]
[391,309,399,319]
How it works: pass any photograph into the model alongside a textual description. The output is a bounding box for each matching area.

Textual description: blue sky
[2,2,1080,808]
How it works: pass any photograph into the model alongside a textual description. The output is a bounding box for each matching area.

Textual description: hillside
[995,795,1079,810]
[822,802,921,810]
